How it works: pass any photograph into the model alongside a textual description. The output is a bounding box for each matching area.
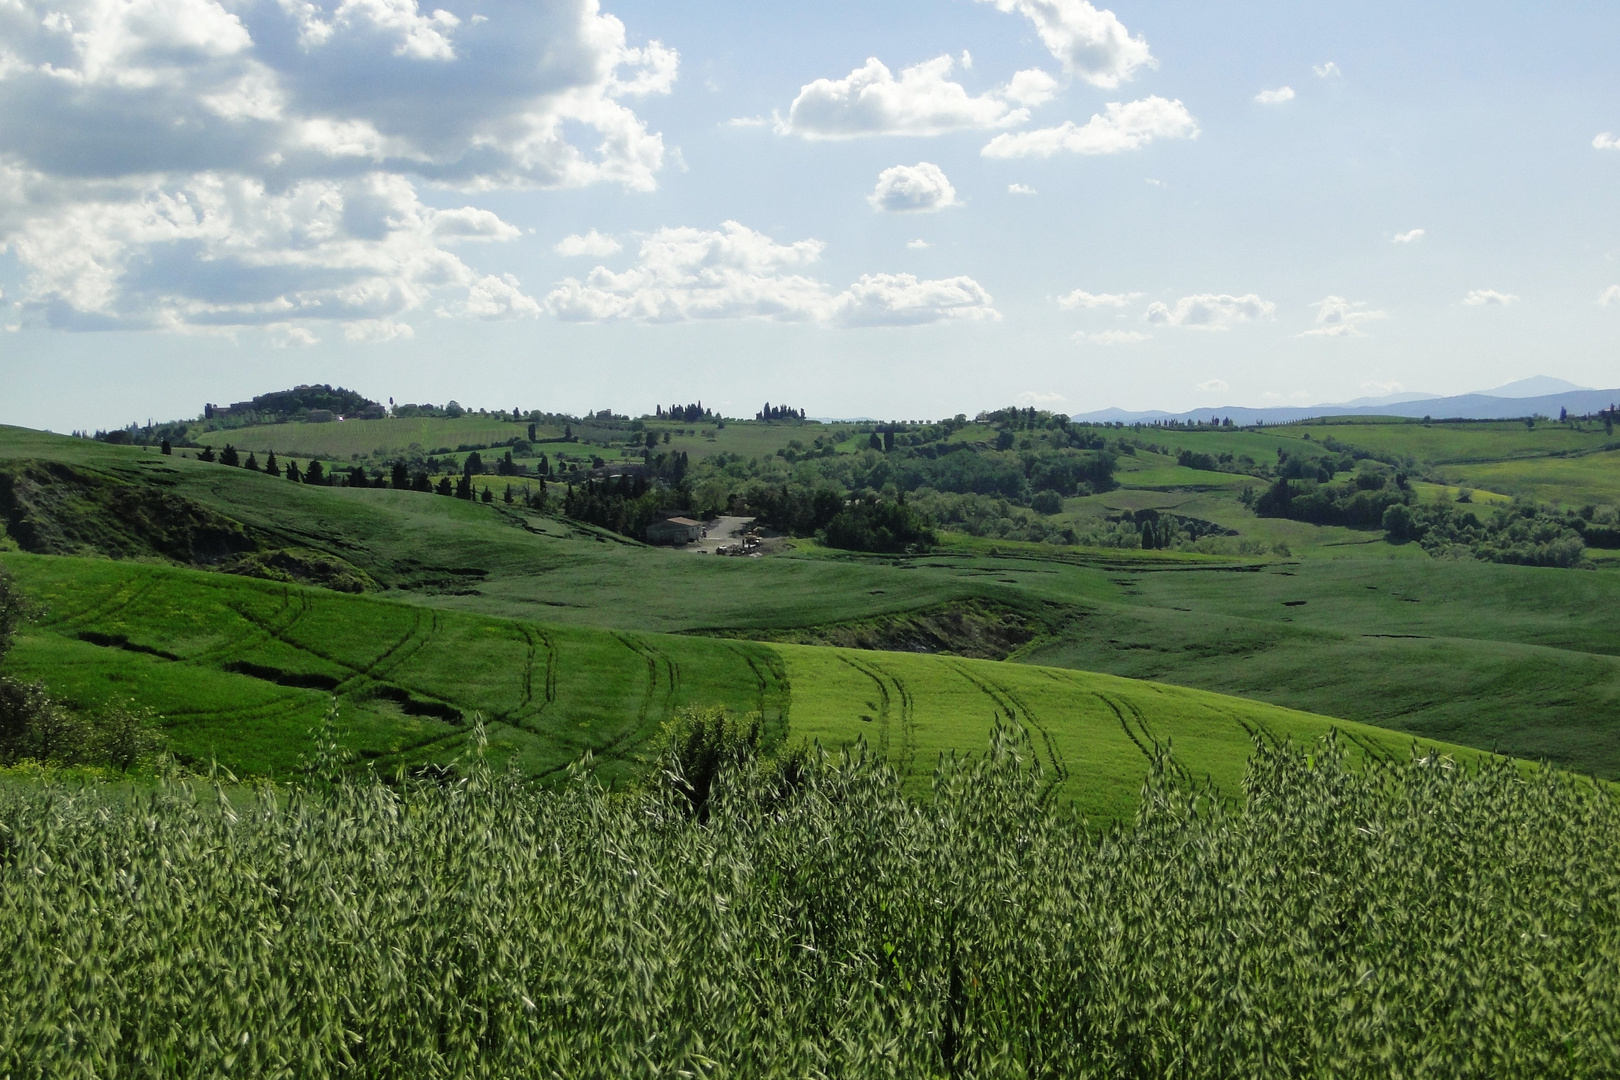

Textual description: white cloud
[1144,293,1274,331]
[1361,381,1403,394]
[981,96,1197,158]
[1195,379,1228,393]
[343,318,415,343]
[1254,86,1295,104]
[0,0,677,333]
[1058,288,1140,309]
[907,239,931,250]
[1,171,540,331]
[725,116,770,129]
[1144,177,1166,187]
[1594,133,1620,150]
[833,273,998,327]
[977,0,1153,88]
[777,55,1054,139]
[1073,329,1151,344]
[868,163,958,213]
[555,230,623,257]
[1393,228,1425,244]
[960,50,973,70]
[1462,289,1519,307]
[545,221,997,327]
[267,323,320,347]
[1601,285,1620,307]
[1019,390,1067,404]
[1298,295,1388,338]
[1313,61,1341,78]
[1007,182,1037,195]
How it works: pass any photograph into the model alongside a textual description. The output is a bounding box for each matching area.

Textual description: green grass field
[6,422,1620,788]
[0,553,1482,820]
[192,415,559,460]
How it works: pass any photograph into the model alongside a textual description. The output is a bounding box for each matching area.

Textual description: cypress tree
[436,476,453,496]
[527,422,537,441]
[413,472,431,493]
[198,445,216,463]
[220,444,240,467]
[391,460,408,489]
[265,451,281,478]
[244,453,260,472]
[481,486,493,503]
[305,460,325,485]
[160,439,172,455]
[503,484,514,504]
[285,460,302,482]
[455,474,472,500]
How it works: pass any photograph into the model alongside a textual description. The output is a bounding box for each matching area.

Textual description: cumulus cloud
[344,318,415,342]
[1298,295,1388,338]
[1255,87,1295,104]
[1007,182,1037,195]
[1144,293,1274,331]
[907,239,931,249]
[1393,228,1425,244]
[868,163,958,213]
[1362,380,1403,395]
[777,55,1054,139]
[0,0,677,333]
[268,323,320,347]
[555,230,622,257]
[977,0,1153,88]
[1057,288,1139,309]
[1462,289,1519,307]
[1019,390,1066,404]
[1601,285,1620,307]
[545,220,997,327]
[1073,329,1150,344]
[1314,61,1341,78]
[2,171,539,331]
[1195,379,1228,393]
[1595,133,1620,150]
[981,96,1197,158]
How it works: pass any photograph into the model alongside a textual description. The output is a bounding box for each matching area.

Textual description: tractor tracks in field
[834,654,916,775]
[950,662,1069,798]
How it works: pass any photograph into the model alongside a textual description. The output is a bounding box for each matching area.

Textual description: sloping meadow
[2,729,1615,1077]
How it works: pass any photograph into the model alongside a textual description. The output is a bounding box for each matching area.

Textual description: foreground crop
[2,733,1617,1078]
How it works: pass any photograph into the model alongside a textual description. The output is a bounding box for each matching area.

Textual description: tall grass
[2,726,1616,1077]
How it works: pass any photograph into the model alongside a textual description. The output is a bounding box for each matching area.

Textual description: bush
[819,497,937,553]
[1030,489,1064,515]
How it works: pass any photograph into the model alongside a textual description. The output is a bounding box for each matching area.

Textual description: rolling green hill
[0,553,1478,821]
[5,420,1620,785]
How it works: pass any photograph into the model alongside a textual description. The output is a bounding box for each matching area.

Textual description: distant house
[306,409,336,423]
[646,517,702,545]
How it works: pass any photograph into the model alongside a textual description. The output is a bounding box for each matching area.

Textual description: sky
[2,0,1619,431]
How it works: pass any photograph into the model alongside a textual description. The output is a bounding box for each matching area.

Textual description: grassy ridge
[0,553,1480,819]
[777,644,1458,823]
[2,555,786,789]
[191,415,552,459]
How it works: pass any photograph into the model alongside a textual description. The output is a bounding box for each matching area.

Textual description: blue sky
[2,0,1618,430]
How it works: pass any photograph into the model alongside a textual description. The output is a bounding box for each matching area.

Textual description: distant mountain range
[1073,377,1620,425]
